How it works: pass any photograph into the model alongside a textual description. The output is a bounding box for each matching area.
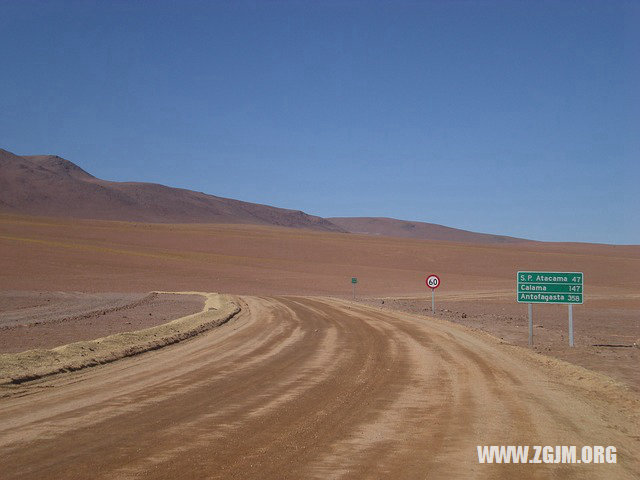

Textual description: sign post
[528,303,533,346]
[569,304,574,347]
[517,271,583,347]
[426,275,440,314]
[351,277,357,300]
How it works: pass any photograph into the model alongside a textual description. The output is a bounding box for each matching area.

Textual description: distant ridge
[0,148,344,231]
[1,147,533,242]
[328,217,529,244]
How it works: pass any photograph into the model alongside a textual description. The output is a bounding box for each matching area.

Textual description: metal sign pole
[426,275,440,315]
[528,303,533,346]
[431,288,435,314]
[569,304,574,347]
[353,282,355,300]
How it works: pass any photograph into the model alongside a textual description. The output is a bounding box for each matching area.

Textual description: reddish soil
[0,215,639,478]
[1,297,638,479]
[0,213,638,391]
[357,293,640,391]
[1,214,638,296]
[0,291,204,353]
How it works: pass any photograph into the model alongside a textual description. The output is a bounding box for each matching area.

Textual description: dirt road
[1,297,638,479]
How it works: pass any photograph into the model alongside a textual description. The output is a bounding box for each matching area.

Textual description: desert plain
[1,213,639,479]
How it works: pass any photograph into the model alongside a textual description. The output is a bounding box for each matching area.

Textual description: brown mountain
[328,217,529,244]
[0,148,344,231]
[1,147,533,242]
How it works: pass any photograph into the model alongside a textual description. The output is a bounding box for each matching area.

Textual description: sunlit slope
[1,214,638,296]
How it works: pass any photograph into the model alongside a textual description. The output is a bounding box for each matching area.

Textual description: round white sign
[426,275,440,289]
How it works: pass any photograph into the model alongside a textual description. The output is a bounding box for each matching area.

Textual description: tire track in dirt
[0,296,638,479]
[323,299,639,479]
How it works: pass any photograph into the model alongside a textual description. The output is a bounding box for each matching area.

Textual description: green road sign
[351,277,358,284]
[517,271,583,304]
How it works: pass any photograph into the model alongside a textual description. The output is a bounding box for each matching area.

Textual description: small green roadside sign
[517,271,583,304]
[351,277,358,284]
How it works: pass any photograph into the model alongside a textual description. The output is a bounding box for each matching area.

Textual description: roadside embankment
[0,292,239,385]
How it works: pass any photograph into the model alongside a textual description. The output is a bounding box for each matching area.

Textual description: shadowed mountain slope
[328,216,528,244]
[0,148,343,231]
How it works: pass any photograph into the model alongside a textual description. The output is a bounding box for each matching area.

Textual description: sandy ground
[0,292,238,385]
[1,214,637,389]
[1,214,639,296]
[356,291,640,391]
[0,297,637,479]
[0,215,639,477]
[0,292,204,353]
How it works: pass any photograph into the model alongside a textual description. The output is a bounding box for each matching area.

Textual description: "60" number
[426,275,440,289]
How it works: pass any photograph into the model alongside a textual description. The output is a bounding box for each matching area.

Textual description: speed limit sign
[426,274,440,314]
[426,275,440,289]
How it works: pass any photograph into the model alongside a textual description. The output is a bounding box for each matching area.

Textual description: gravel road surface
[1,297,637,479]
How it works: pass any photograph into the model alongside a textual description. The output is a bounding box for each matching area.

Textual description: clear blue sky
[1,1,638,244]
